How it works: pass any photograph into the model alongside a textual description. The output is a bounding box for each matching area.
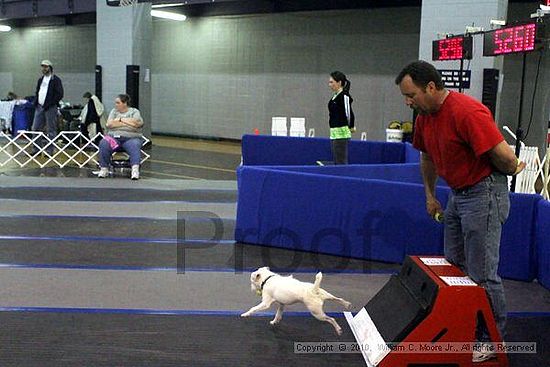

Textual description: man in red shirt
[395,61,526,363]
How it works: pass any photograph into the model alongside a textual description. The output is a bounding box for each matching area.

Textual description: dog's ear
[254,273,261,281]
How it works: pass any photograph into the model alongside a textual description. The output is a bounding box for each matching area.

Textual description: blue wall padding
[498,193,541,281]
[236,135,543,283]
[236,166,448,263]
[535,199,550,289]
[348,140,407,164]
[255,164,428,185]
[405,142,421,163]
[241,135,410,166]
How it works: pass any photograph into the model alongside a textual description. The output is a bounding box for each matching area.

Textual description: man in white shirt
[32,60,64,155]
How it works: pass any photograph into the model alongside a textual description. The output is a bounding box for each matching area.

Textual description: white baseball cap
[40,60,53,67]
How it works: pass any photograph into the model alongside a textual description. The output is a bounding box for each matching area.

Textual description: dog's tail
[312,272,322,293]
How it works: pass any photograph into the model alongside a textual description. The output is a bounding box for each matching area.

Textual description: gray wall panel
[97,0,153,137]
[0,24,96,103]
[418,0,507,104]
[499,3,550,152]
[61,73,96,104]
[151,8,421,140]
[0,73,14,98]
[0,4,542,145]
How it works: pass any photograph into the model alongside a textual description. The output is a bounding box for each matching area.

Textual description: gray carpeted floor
[0,142,548,366]
[0,187,238,202]
[0,313,546,367]
[0,313,363,367]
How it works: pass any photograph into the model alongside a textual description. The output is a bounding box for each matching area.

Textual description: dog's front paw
[240,312,250,317]
[269,320,279,325]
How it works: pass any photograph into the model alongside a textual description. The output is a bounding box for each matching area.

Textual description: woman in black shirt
[328,71,355,164]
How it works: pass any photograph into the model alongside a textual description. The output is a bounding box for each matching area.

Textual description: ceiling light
[0,25,12,32]
[152,3,185,8]
[151,9,187,21]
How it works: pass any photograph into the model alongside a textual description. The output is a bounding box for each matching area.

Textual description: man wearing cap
[32,60,64,155]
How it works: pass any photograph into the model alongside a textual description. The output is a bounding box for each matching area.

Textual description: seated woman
[97,94,144,180]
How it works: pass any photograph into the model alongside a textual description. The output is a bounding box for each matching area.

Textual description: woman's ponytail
[330,71,351,94]
[343,79,351,94]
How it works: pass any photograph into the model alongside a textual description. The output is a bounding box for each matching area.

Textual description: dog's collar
[260,275,276,291]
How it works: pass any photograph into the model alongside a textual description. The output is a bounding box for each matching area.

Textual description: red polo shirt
[413,91,504,190]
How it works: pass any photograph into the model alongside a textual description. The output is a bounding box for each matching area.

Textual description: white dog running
[241,267,352,335]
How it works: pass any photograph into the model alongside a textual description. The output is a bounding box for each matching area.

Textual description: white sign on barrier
[419,257,451,266]
[271,117,288,136]
[289,117,306,137]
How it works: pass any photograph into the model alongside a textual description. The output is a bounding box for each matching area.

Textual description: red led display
[483,23,540,56]
[435,38,463,60]
[432,36,472,61]
[494,24,536,54]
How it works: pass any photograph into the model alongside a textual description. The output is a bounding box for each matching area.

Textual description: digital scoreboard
[483,22,543,56]
[432,36,473,61]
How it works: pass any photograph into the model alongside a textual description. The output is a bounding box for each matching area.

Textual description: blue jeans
[98,136,143,168]
[444,172,510,341]
[31,105,58,154]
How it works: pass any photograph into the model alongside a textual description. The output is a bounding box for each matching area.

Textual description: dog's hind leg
[320,290,352,310]
[306,302,343,335]
[270,304,285,325]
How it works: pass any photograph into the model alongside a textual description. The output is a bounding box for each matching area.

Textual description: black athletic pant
[331,138,349,165]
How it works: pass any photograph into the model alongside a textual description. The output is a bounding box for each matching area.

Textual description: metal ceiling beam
[0,0,94,19]
[106,0,239,6]
[0,0,536,22]
[0,0,241,19]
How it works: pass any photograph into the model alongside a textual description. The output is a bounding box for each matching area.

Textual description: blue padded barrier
[404,142,421,163]
[257,164,427,185]
[348,140,407,164]
[241,135,408,166]
[236,164,541,281]
[235,166,448,263]
[536,199,550,290]
[237,134,542,281]
[499,193,541,281]
[241,135,331,166]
